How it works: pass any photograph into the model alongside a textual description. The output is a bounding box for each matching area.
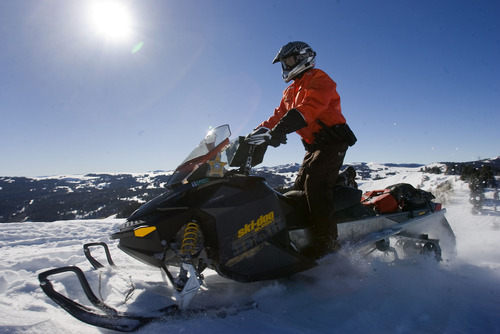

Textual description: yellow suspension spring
[180,222,200,257]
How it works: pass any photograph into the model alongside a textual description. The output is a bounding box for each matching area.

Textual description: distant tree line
[422,163,498,187]
[421,166,443,174]
[422,162,499,215]
[458,165,497,187]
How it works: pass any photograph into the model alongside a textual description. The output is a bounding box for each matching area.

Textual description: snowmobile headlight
[134,226,157,237]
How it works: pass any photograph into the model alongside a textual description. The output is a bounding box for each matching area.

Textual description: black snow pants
[295,141,348,250]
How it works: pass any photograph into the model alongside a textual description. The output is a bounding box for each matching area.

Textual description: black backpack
[386,183,435,211]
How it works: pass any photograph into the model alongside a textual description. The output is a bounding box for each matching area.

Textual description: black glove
[269,108,307,147]
[246,127,272,145]
[268,127,287,147]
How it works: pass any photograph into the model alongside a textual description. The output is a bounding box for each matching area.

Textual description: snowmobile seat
[284,187,374,227]
[284,186,362,214]
[332,185,362,211]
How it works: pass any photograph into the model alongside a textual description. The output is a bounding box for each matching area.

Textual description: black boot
[303,220,340,259]
[314,235,341,258]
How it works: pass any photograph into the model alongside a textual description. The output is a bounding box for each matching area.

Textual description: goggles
[280,54,298,71]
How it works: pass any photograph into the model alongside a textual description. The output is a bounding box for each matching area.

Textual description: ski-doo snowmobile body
[113,173,317,283]
[110,125,315,283]
[38,124,456,332]
[111,124,454,280]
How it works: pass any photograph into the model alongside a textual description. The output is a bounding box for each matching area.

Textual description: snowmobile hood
[126,188,177,222]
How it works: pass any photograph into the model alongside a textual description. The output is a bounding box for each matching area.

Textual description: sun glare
[90,1,133,41]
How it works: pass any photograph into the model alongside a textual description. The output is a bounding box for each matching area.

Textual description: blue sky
[1,0,499,177]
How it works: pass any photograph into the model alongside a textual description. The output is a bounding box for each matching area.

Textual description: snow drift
[0,169,499,333]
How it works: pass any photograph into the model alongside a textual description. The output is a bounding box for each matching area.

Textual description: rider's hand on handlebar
[245,127,272,146]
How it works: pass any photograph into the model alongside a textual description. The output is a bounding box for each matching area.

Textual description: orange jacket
[259,68,346,144]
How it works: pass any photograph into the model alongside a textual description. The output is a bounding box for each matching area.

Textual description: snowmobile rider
[247,41,357,259]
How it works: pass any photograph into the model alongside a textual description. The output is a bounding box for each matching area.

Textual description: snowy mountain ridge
[1,157,499,223]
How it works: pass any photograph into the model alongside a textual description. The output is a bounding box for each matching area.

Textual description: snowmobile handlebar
[227,136,268,174]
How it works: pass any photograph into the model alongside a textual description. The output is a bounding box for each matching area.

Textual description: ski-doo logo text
[229,211,283,262]
[238,211,275,238]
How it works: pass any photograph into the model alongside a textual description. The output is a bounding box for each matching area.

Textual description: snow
[1,172,499,333]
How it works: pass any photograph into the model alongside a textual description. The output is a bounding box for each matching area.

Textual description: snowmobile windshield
[167,125,232,185]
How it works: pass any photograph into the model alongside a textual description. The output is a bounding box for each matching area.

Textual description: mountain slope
[1,157,499,223]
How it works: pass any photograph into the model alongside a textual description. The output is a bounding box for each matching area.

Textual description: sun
[89,1,133,41]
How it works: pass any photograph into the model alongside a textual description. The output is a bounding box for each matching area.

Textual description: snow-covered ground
[1,171,499,334]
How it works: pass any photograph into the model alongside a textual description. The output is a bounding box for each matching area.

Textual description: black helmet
[273,41,316,83]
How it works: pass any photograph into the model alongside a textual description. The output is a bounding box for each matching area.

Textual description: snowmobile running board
[352,209,447,250]
[38,266,257,332]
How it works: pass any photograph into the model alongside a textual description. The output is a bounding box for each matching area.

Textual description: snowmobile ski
[38,265,257,332]
[83,242,116,269]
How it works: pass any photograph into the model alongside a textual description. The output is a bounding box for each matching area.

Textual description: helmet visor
[280,54,298,71]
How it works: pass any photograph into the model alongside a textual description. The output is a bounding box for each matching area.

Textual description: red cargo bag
[361,189,399,213]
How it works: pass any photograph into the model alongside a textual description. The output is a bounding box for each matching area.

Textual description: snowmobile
[38,124,456,332]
